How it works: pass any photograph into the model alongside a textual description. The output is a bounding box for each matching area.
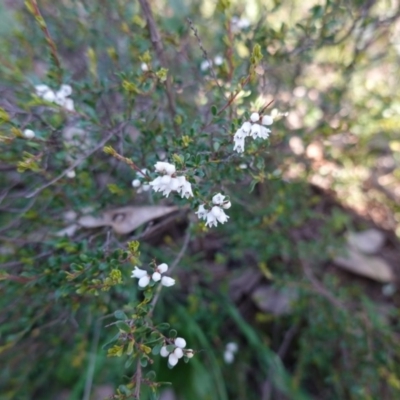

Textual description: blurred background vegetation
[1,0,400,399]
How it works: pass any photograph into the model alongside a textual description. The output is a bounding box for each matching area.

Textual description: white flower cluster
[201,55,224,71]
[132,168,151,193]
[223,342,238,364]
[35,84,75,111]
[233,112,273,153]
[131,263,175,288]
[196,193,231,228]
[150,161,193,198]
[160,337,194,367]
[231,16,250,32]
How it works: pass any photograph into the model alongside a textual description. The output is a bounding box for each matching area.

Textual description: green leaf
[114,310,128,320]
[152,343,162,355]
[116,321,131,333]
[169,329,177,338]
[140,357,148,367]
[102,332,120,350]
[211,105,217,116]
[156,322,170,330]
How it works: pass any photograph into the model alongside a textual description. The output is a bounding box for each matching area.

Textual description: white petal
[211,206,223,218]
[200,60,211,71]
[161,276,175,287]
[142,184,151,192]
[35,84,50,95]
[174,347,184,358]
[261,115,273,125]
[214,55,223,65]
[205,212,218,227]
[154,161,176,176]
[258,126,270,139]
[131,267,148,278]
[63,98,75,111]
[250,112,260,122]
[141,62,149,71]
[169,177,180,191]
[59,84,72,97]
[168,353,179,367]
[174,337,186,348]
[138,275,150,287]
[160,175,172,185]
[66,170,76,178]
[152,272,161,282]
[42,90,56,102]
[157,263,168,274]
[23,129,35,139]
[160,346,170,357]
[179,180,193,198]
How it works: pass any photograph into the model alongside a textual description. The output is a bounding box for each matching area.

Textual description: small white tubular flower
[154,161,176,176]
[152,272,161,282]
[157,263,168,274]
[234,128,246,140]
[149,176,163,191]
[214,55,224,65]
[224,350,235,364]
[168,353,179,367]
[63,98,75,111]
[240,121,252,136]
[161,276,175,287]
[196,204,208,220]
[131,266,148,278]
[226,342,238,353]
[35,84,50,96]
[258,126,271,140]
[175,337,187,348]
[141,184,151,192]
[233,136,245,153]
[179,179,194,199]
[174,347,184,359]
[138,275,151,287]
[212,193,225,205]
[250,112,260,122]
[23,129,35,139]
[160,346,170,357]
[58,84,72,97]
[185,349,194,358]
[42,89,56,102]
[261,115,274,126]
[201,60,212,71]
[141,62,149,71]
[66,170,76,178]
[222,201,231,209]
[205,212,218,228]
[211,206,229,224]
[250,123,261,139]
[132,179,141,188]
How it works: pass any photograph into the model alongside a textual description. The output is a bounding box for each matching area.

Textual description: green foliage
[1,0,400,399]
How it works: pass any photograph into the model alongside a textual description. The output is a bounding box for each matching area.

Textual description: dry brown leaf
[334,245,394,283]
[78,205,178,234]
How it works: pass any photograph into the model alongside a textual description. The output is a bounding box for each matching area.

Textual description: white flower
[161,276,175,287]
[175,337,186,348]
[138,275,151,287]
[196,204,208,220]
[132,179,141,188]
[214,55,224,65]
[250,112,260,122]
[177,178,193,199]
[231,16,250,32]
[201,60,212,71]
[131,267,147,278]
[154,161,176,176]
[233,136,245,153]
[152,263,169,282]
[23,129,35,139]
[258,126,271,140]
[159,336,191,368]
[212,193,225,205]
[234,128,246,140]
[222,201,231,209]
[168,353,179,367]
[141,62,149,71]
[250,123,261,139]
[35,83,74,111]
[160,346,169,357]
[211,206,229,224]
[66,170,76,178]
[206,212,218,228]
[224,342,238,364]
[262,115,273,125]
[157,263,168,274]
[185,349,194,358]
[240,121,252,136]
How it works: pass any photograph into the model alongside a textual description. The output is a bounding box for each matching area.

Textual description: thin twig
[138,0,180,134]
[25,122,128,198]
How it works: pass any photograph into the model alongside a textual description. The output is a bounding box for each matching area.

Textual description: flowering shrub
[2,0,400,399]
